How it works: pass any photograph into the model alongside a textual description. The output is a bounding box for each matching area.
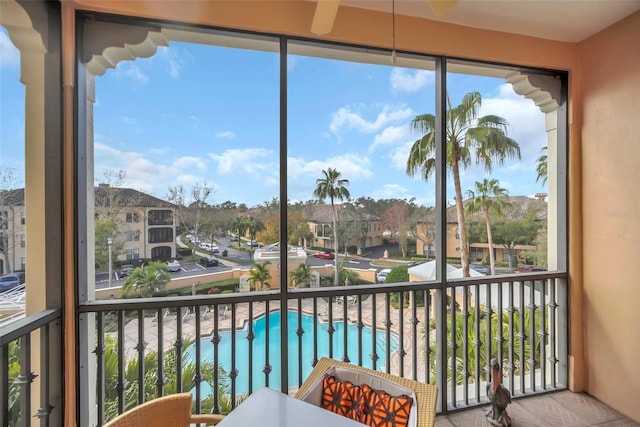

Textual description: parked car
[249,240,260,248]
[166,260,182,272]
[210,244,220,253]
[514,265,547,273]
[376,268,392,283]
[470,263,491,275]
[198,256,219,267]
[0,272,25,292]
[314,252,335,260]
[119,264,135,278]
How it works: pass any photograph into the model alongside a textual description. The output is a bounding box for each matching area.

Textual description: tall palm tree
[313,168,350,286]
[465,179,511,275]
[122,261,171,298]
[407,91,520,277]
[289,263,312,288]
[248,261,272,291]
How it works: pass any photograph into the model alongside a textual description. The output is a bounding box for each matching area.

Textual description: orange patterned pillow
[320,374,413,427]
[360,387,413,427]
[321,375,350,416]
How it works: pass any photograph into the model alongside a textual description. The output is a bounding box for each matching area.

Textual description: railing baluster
[156,308,164,398]
[194,306,202,413]
[95,313,105,425]
[175,307,183,393]
[398,291,404,377]
[424,289,431,384]
[263,300,271,388]
[370,293,377,370]
[296,299,304,387]
[385,293,391,374]
[312,298,318,367]
[540,279,547,390]
[462,285,469,405]
[212,304,220,414]
[230,302,237,407]
[342,294,349,363]
[1,339,10,427]
[327,298,334,359]
[474,284,481,403]
[117,310,125,414]
[518,280,526,394]
[449,286,456,407]
[136,310,145,404]
[247,302,254,395]
[497,282,504,371]
[508,281,515,397]
[549,279,558,387]
[529,279,537,392]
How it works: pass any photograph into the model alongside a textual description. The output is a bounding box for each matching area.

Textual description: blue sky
[1,29,548,207]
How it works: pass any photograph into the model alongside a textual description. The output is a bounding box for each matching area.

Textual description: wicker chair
[295,357,438,427]
[102,393,225,427]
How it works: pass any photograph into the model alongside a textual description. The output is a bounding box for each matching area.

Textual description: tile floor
[435,390,639,426]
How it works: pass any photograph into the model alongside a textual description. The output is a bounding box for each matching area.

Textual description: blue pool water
[186,310,398,395]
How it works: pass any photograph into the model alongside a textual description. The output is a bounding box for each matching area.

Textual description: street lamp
[107,237,113,288]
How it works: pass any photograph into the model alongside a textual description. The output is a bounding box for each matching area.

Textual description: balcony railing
[75,272,567,425]
[0,308,62,427]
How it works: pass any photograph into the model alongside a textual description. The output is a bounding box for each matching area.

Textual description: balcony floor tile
[435,391,638,427]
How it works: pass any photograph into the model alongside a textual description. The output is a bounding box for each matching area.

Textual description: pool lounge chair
[295,357,438,427]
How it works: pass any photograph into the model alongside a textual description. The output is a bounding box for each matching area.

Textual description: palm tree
[465,179,511,275]
[248,261,272,291]
[289,263,313,288]
[313,168,351,286]
[536,146,548,185]
[228,216,246,243]
[122,261,171,298]
[407,92,520,277]
[243,215,265,261]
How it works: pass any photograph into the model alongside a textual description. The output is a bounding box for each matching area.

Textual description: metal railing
[0,308,62,427]
[77,272,567,425]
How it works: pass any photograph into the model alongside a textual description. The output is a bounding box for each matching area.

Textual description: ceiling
[330,0,640,42]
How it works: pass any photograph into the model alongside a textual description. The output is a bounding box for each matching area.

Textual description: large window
[80,14,565,293]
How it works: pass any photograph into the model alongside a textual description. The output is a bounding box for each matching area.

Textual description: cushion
[320,374,413,427]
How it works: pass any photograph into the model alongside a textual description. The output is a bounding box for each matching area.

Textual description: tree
[243,215,265,260]
[313,168,350,286]
[465,179,511,275]
[491,218,541,270]
[536,146,548,185]
[407,92,521,277]
[248,261,272,291]
[384,202,411,257]
[289,263,312,288]
[121,261,171,298]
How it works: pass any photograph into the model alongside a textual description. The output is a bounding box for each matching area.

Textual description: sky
[1,28,548,208]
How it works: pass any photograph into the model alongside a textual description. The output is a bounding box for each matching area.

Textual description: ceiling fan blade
[427,0,459,16]
[311,0,341,35]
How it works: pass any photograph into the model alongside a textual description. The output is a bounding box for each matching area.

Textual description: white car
[376,268,392,283]
[166,260,182,272]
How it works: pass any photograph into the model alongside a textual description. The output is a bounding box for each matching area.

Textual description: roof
[0,189,25,206]
[94,185,175,208]
[303,204,381,223]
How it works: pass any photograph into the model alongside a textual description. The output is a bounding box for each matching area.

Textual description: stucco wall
[579,11,640,420]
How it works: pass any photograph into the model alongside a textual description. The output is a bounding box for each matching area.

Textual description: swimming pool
[186,310,399,395]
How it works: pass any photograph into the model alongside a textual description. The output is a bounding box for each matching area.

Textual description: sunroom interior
[1,0,638,426]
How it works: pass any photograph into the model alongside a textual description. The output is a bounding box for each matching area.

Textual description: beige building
[303,204,383,251]
[0,189,26,274]
[94,185,177,262]
[416,195,547,265]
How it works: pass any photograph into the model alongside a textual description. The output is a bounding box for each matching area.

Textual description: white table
[217,387,365,426]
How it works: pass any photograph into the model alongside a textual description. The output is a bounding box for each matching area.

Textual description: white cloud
[0,30,19,69]
[390,140,414,172]
[288,153,372,182]
[215,131,237,139]
[370,124,411,151]
[329,104,413,137]
[390,69,434,93]
[208,148,275,176]
[158,45,193,78]
[119,63,149,84]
